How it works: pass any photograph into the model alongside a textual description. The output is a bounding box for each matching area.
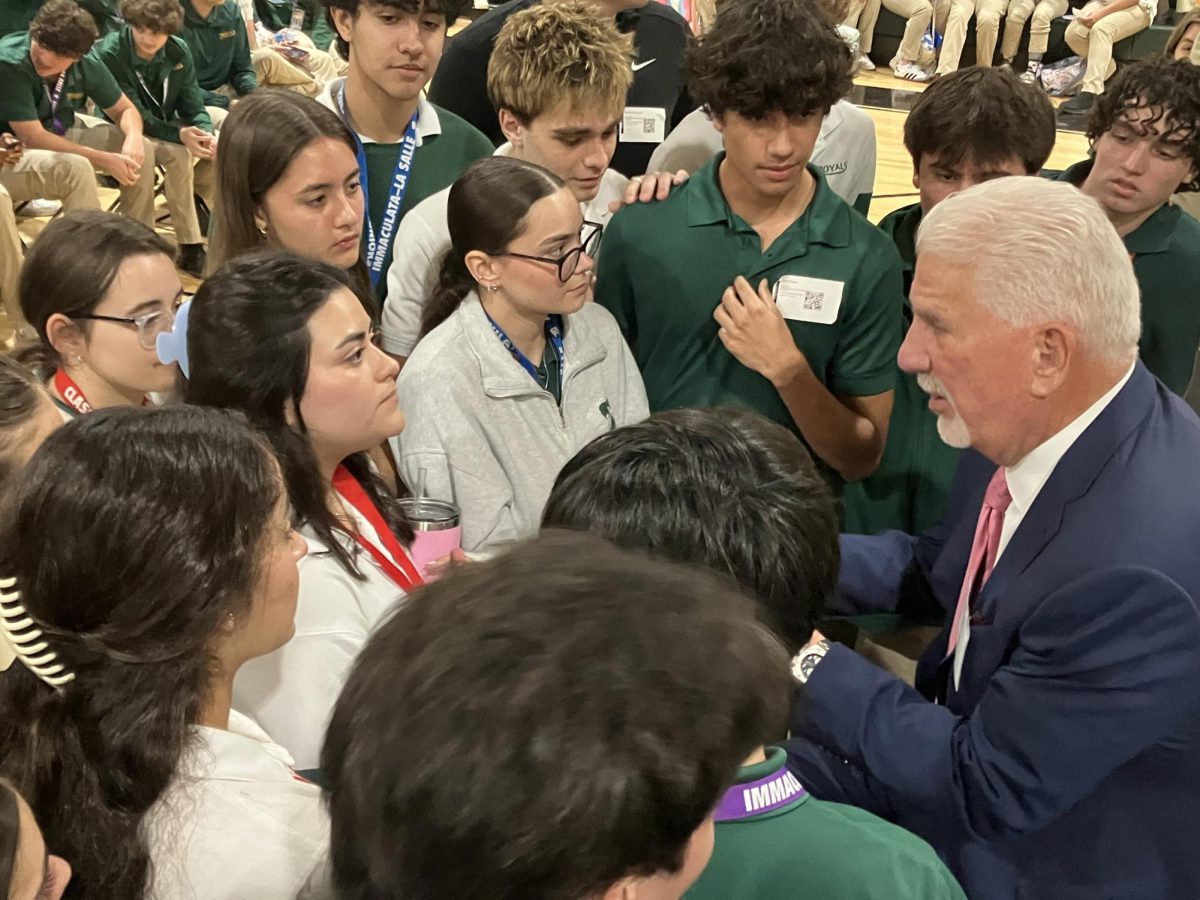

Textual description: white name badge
[620,107,667,144]
[773,275,844,325]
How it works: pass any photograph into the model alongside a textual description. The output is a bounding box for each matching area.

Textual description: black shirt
[428,0,697,176]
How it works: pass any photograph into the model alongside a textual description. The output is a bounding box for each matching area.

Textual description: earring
[67,354,83,368]
[486,284,500,293]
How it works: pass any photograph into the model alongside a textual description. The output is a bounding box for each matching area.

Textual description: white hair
[916,177,1141,363]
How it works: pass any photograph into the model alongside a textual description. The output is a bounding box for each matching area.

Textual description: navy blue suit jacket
[787,363,1200,899]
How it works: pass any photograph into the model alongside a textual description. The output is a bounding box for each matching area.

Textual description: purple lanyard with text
[45,72,67,135]
[714,768,807,822]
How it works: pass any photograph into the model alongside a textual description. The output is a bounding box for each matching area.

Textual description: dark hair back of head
[209,90,370,291]
[0,356,48,489]
[323,531,791,900]
[688,0,851,121]
[185,250,411,572]
[543,407,839,655]
[17,210,173,375]
[903,66,1056,173]
[0,780,16,899]
[118,0,185,33]
[0,406,281,899]
[421,155,562,338]
[1087,58,1200,192]
[320,0,469,57]
[31,0,98,56]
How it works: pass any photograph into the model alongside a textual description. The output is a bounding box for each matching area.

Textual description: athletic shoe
[16,198,61,218]
[857,54,877,71]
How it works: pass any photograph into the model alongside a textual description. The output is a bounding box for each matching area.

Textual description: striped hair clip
[0,577,76,689]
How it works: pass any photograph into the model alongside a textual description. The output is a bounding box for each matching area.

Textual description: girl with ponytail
[0,406,325,900]
[397,155,649,554]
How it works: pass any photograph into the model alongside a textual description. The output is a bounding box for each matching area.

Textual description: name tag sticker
[773,275,844,325]
[619,107,666,144]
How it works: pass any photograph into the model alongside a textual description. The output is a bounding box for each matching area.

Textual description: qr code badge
[802,291,824,311]
[773,275,844,325]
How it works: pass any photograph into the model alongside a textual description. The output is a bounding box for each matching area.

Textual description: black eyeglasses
[497,221,603,282]
[73,307,176,351]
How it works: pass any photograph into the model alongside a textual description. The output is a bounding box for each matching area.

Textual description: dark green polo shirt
[0,0,119,37]
[94,28,213,143]
[180,0,256,109]
[594,155,904,490]
[360,105,493,303]
[0,32,122,135]
[841,202,963,535]
[1056,159,1200,395]
[685,748,966,900]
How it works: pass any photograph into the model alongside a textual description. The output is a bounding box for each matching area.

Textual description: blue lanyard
[337,84,418,289]
[486,312,565,397]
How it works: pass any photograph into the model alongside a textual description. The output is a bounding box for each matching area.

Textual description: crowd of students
[2,0,1200,897]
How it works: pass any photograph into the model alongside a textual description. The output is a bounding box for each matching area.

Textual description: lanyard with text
[336,84,418,290]
[54,369,93,416]
[45,72,67,135]
[713,768,807,822]
[332,464,423,591]
[485,313,565,397]
[134,70,171,115]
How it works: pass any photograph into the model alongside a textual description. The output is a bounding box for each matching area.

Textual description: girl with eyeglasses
[0,407,325,900]
[398,156,649,554]
[16,211,181,420]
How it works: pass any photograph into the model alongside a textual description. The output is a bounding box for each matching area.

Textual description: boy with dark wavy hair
[595,0,904,499]
[1055,58,1200,395]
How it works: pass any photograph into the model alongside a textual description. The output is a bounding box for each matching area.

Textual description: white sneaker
[857,54,877,72]
[16,198,61,218]
[1019,69,1039,84]
[898,61,934,82]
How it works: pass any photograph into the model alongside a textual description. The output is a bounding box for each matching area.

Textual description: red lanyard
[54,369,93,415]
[332,464,423,591]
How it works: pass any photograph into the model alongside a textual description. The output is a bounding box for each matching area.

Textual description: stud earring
[486,283,500,293]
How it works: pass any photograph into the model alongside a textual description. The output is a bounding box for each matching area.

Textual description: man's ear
[498,109,526,150]
[330,6,355,44]
[1029,323,1073,400]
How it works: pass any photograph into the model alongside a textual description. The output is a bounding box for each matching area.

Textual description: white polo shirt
[381,144,628,358]
[146,711,333,900]
[645,101,878,214]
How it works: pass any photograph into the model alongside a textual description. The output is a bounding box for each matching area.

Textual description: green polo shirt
[1055,159,1200,395]
[594,155,904,490]
[361,107,493,303]
[686,748,966,900]
[841,202,963,535]
[93,28,213,143]
[0,0,119,37]
[180,0,256,109]
[0,32,122,135]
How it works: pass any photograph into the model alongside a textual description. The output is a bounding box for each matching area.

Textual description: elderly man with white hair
[785,176,1200,900]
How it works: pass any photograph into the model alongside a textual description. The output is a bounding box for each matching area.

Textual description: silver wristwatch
[791,639,833,685]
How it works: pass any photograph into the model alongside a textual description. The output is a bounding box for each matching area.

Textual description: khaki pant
[1001,0,1069,58]
[0,184,23,330]
[1065,1,1151,94]
[150,139,216,245]
[844,0,883,52]
[936,0,1010,73]
[252,46,322,97]
[883,0,950,63]
[0,147,98,211]
[66,114,156,227]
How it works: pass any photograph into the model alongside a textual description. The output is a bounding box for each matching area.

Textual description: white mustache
[917,373,946,397]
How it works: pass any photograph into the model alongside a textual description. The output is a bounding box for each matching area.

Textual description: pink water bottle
[398,498,462,582]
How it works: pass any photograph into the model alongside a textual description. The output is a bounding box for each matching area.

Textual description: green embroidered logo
[600,400,615,429]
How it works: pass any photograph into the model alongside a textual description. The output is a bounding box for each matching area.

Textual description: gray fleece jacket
[394,294,649,554]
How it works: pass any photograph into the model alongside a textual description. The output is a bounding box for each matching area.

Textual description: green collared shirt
[180,0,257,109]
[1055,159,1200,394]
[595,154,904,489]
[0,31,122,135]
[93,27,213,143]
[0,0,118,38]
[685,748,966,900]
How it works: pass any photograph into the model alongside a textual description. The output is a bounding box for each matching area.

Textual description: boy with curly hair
[595,0,905,495]
[1055,58,1200,394]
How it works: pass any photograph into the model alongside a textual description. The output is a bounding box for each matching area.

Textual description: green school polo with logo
[93,28,214,143]
[361,108,493,304]
[685,748,967,900]
[180,0,256,110]
[0,32,122,135]
[594,155,904,491]
[1056,159,1200,395]
[840,202,963,535]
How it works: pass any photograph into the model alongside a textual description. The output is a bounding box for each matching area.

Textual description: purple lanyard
[714,768,807,822]
[45,72,67,135]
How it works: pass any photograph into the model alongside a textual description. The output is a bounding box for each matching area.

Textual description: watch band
[791,639,833,685]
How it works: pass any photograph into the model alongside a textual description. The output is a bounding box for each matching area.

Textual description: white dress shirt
[953,363,1136,687]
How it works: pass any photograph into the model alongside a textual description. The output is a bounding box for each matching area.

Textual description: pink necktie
[946,468,1012,658]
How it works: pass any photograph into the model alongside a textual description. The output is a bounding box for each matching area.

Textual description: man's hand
[121,133,145,168]
[180,126,216,160]
[608,169,690,213]
[713,276,807,386]
[99,151,141,186]
[0,133,22,168]
[1076,9,1100,26]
